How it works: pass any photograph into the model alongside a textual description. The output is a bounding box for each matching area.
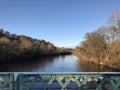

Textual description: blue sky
[0,0,120,47]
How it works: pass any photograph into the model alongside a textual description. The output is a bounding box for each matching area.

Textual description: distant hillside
[0,28,72,62]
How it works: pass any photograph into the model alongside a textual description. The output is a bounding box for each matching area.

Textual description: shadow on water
[0,56,58,72]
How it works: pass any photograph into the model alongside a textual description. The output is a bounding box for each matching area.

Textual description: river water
[0,55,119,72]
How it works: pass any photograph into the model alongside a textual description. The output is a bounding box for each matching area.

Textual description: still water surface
[0,55,119,72]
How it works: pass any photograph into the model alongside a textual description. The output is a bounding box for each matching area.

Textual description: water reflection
[76,58,119,72]
[0,56,56,72]
[0,55,119,72]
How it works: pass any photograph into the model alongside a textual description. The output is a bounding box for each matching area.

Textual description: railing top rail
[0,72,119,75]
[0,72,119,74]
[0,72,13,74]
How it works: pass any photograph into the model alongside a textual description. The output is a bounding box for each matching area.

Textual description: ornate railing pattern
[0,73,14,90]
[16,72,120,90]
[0,72,120,90]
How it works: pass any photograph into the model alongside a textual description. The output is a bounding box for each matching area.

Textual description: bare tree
[108,10,120,33]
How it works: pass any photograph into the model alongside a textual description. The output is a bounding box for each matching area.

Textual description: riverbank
[0,29,73,63]
[77,54,120,71]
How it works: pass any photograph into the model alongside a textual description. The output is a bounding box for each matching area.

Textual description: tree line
[74,10,120,69]
[0,29,72,62]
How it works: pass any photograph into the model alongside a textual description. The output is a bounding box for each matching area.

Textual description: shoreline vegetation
[0,28,72,63]
[74,10,120,70]
[75,53,120,71]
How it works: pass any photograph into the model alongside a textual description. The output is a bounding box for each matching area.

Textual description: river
[0,55,119,72]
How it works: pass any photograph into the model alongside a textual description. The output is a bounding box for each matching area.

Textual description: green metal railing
[0,73,14,90]
[0,72,120,90]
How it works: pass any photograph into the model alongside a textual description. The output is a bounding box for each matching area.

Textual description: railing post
[17,74,23,90]
[9,73,14,90]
